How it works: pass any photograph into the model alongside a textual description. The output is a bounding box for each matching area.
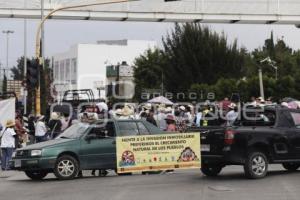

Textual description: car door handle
[112,141,116,145]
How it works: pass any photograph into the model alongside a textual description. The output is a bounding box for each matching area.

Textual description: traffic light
[26,59,39,89]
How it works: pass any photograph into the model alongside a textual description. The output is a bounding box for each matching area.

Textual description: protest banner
[116,133,201,173]
[0,98,16,127]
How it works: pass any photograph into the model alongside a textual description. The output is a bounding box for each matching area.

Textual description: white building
[52,39,157,100]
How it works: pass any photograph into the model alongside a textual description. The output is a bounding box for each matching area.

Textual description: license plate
[14,159,21,168]
[201,144,210,152]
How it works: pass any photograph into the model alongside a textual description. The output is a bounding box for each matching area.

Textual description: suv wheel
[201,165,223,177]
[244,151,268,179]
[282,163,300,171]
[54,155,79,180]
[25,170,48,180]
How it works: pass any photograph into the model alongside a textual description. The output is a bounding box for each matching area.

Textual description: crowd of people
[0,112,73,170]
[1,95,299,171]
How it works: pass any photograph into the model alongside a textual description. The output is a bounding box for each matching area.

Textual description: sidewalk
[0,170,18,178]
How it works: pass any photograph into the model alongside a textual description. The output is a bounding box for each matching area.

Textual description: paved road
[0,165,299,200]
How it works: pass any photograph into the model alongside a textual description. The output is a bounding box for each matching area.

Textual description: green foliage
[2,74,7,93]
[133,48,165,101]
[162,23,246,94]
[10,57,27,80]
[11,57,52,114]
[133,24,300,102]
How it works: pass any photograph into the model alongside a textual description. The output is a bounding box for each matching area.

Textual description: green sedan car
[10,119,163,180]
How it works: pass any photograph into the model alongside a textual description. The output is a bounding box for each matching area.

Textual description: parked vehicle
[10,119,163,180]
[200,106,300,179]
[52,89,96,116]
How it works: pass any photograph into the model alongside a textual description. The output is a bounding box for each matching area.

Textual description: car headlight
[31,150,42,157]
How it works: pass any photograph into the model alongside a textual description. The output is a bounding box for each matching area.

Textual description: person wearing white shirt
[155,109,167,131]
[226,103,239,126]
[35,115,47,143]
[1,120,16,170]
[195,108,203,127]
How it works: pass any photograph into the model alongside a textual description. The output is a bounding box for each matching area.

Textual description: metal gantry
[0,0,300,25]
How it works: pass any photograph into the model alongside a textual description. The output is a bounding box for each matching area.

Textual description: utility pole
[258,68,265,100]
[41,0,45,59]
[24,0,28,114]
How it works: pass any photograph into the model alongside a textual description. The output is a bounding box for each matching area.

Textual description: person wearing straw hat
[119,105,135,119]
[1,119,16,170]
[165,115,176,132]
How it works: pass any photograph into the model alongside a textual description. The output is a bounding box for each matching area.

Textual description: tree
[134,26,300,102]
[2,74,7,93]
[162,23,246,95]
[10,57,27,80]
[133,48,165,101]
[10,57,52,114]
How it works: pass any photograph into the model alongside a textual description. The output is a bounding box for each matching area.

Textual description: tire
[282,163,300,171]
[25,170,48,180]
[201,165,223,177]
[54,155,79,180]
[244,151,268,179]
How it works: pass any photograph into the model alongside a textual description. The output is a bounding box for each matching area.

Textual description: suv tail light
[224,130,236,145]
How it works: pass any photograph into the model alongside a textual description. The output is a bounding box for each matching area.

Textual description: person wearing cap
[1,120,16,170]
[35,115,47,143]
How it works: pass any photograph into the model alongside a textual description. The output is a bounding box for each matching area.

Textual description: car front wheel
[244,151,268,179]
[54,155,79,180]
[25,170,48,180]
[282,163,300,171]
[201,165,223,177]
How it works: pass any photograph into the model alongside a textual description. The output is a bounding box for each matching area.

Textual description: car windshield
[56,123,89,139]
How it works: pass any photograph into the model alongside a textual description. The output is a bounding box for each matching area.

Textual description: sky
[1,18,300,73]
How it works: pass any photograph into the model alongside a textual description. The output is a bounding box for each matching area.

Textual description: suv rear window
[290,112,300,128]
[235,111,276,126]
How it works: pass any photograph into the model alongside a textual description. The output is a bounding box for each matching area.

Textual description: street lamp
[260,57,278,80]
[257,66,265,100]
[2,30,14,70]
[34,0,139,115]
[259,56,278,100]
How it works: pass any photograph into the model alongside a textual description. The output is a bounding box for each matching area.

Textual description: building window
[54,61,59,81]
[59,60,65,82]
[65,59,71,82]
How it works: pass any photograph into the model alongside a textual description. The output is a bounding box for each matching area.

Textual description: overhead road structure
[1,0,300,25]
